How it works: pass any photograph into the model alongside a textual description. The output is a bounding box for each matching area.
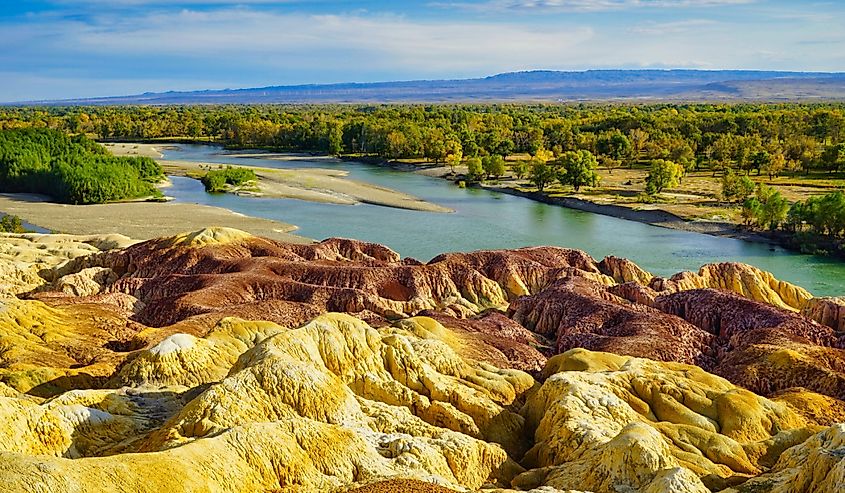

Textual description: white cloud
[4,10,596,74]
[628,19,719,34]
[2,2,842,100]
[50,0,294,5]
[431,0,756,13]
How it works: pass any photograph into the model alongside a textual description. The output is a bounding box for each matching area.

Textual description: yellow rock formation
[162,227,255,248]
[0,297,132,395]
[599,256,654,285]
[520,348,822,493]
[720,423,845,493]
[0,314,533,492]
[1,230,843,493]
[0,232,134,296]
[652,263,813,311]
[801,296,845,332]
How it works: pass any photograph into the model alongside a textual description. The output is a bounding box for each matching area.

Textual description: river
[161,144,845,297]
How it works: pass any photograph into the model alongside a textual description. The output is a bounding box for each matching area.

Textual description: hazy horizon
[3,0,845,101]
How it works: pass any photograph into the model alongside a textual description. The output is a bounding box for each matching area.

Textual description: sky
[1,0,844,101]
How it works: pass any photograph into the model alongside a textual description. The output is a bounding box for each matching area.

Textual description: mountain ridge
[11,69,845,105]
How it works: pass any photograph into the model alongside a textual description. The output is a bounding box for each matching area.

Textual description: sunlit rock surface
[0,228,843,492]
[649,262,814,312]
[0,232,134,296]
[801,296,845,332]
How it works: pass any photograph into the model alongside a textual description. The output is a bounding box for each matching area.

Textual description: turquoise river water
[161,144,845,297]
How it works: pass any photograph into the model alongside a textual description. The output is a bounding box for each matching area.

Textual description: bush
[742,184,790,231]
[509,160,530,180]
[788,190,845,237]
[481,155,506,179]
[201,166,257,192]
[0,214,25,233]
[529,159,556,192]
[465,157,483,181]
[557,150,600,192]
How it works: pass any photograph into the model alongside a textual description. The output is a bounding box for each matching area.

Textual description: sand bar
[106,143,450,211]
[0,194,312,244]
[162,159,453,212]
[102,142,171,159]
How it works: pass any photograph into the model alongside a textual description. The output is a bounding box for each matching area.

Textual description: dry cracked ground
[1,227,844,492]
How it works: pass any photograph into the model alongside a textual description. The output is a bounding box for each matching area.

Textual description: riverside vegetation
[0,128,164,204]
[200,166,257,193]
[2,104,845,252]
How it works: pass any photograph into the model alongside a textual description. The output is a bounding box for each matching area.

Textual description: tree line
[2,104,845,175]
[0,128,163,204]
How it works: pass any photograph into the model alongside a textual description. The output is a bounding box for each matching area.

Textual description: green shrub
[742,184,789,231]
[201,166,257,192]
[0,214,25,233]
[721,168,755,203]
[645,159,684,195]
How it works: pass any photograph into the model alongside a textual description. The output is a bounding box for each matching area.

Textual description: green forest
[0,128,163,204]
[2,104,844,174]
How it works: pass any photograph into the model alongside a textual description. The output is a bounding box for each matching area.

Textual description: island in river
[104,143,452,213]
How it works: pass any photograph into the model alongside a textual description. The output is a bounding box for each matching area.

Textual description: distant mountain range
[17,70,845,105]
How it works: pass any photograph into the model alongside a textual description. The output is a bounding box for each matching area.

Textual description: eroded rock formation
[1,228,843,492]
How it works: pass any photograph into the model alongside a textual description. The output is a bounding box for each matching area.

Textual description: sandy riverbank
[0,194,312,244]
[102,142,174,159]
[105,143,773,244]
[162,159,453,212]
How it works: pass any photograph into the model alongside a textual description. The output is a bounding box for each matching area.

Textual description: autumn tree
[821,143,845,173]
[597,131,632,165]
[558,150,600,192]
[445,149,463,174]
[645,159,684,195]
[721,168,755,203]
[482,155,506,179]
[628,128,649,161]
[599,155,621,174]
[742,184,790,231]
[509,160,530,180]
[465,157,483,181]
[763,152,786,178]
[529,159,556,192]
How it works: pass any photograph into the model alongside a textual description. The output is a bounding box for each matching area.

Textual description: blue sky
[1,0,844,101]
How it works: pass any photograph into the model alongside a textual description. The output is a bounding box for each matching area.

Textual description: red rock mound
[31,229,845,399]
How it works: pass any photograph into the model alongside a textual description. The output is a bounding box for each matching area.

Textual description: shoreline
[99,142,830,255]
[482,185,778,244]
[355,156,820,252]
[106,143,452,213]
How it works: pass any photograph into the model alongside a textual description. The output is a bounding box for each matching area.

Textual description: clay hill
[1,227,844,493]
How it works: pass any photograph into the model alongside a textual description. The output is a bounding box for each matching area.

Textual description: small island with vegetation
[200,166,258,193]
